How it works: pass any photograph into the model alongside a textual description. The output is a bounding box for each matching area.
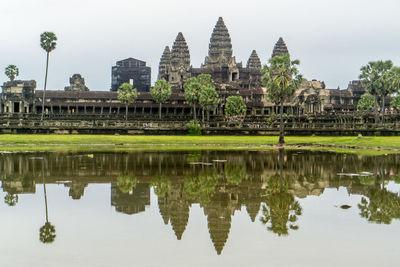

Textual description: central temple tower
[201,17,239,83]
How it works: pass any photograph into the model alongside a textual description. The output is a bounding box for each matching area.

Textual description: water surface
[0,151,399,266]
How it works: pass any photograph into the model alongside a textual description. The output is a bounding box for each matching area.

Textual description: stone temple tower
[158,46,171,81]
[246,50,262,70]
[271,37,290,58]
[202,17,239,83]
[169,32,191,88]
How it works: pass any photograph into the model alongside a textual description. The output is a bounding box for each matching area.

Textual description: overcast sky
[0,0,399,91]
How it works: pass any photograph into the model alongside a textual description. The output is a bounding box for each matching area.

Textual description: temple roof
[246,50,262,70]
[271,37,289,58]
[170,32,191,70]
[206,17,233,62]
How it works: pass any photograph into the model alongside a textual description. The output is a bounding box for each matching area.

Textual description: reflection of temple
[111,183,150,215]
[1,151,400,254]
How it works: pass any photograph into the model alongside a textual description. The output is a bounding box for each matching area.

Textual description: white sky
[0,0,399,91]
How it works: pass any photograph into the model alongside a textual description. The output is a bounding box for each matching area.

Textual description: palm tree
[150,79,172,120]
[117,83,137,121]
[40,32,57,121]
[184,77,201,122]
[262,55,303,145]
[4,65,19,81]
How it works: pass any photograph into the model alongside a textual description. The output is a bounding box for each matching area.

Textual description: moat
[0,150,399,266]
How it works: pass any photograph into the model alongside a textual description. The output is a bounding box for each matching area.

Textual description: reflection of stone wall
[111,183,150,215]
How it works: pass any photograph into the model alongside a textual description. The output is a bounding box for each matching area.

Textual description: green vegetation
[0,135,400,155]
[184,77,201,122]
[224,96,246,117]
[117,83,137,120]
[199,85,219,123]
[262,54,303,145]
[357,93,375,111]
[391,95,400,109]
[40,31,57,121]
[151,79,172,120]
[359,60,400,124]
[186,120,202,136]
[5,65,19,81]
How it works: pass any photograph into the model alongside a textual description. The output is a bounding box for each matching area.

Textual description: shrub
[186,120,202,136]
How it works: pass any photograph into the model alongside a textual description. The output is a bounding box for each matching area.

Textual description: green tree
[40,32,57,121]
[262,54,303,145]
[117,83,138,121]
[357,93,375,111]
[390,95,400,109]
[224,96,246,118]
[5,65,19,81]
[184,77,201,122]
[359,60,398,124]
[151,79,172,120]
[199,86,219,122]
[117,174,137,194]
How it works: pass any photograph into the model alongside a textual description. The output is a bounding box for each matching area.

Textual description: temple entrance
[13,102,20,113]
[231,72,238,81]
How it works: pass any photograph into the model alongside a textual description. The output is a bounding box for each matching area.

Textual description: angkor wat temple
[0,17,367,119]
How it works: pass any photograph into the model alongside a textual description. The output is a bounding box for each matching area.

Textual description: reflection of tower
[64,182,88,200]
[157,183,191,240]
[111,183,150,215]
[245,200,261,222]
[203,193,235,255]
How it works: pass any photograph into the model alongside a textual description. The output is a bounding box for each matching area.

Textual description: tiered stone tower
[246,50,262,70]
[158,46,171,81]
[169,32,191,88]
[271,37,290,58]
[202,17,239,83]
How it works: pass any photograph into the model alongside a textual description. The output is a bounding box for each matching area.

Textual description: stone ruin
[64,74,89,92]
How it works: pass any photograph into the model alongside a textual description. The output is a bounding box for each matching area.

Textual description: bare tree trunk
[381,96,385,125]
[126,104,128,121]
[202,108,205,124]
[374,95,378,125]
[41,52,50,121]
[159,102,162,120]
[279,99,284,145]
[193,103,196,122]
[207,110,210,122]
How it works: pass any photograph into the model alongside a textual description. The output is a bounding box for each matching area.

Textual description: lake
[0,150,399,267]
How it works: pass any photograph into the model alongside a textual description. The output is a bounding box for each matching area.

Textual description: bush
[186,120,202,136]
[225,96,246,116]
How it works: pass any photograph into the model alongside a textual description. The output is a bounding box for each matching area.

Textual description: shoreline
[0,135,399,155]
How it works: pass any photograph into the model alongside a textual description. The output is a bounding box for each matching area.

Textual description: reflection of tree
[4,193,18,206]
[151,175,171,198]
[40,159,56,244]
[224,162,245,185]
[40,222,56,243]
[183,172,218,204]
[117,174,137,194]
[260,149,302,236]
[358,187,400,224]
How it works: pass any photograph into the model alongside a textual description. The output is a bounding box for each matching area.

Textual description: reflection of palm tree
[40,159,56,244]
[151,175,171,198]
[260,148,302,236]
[224,162,245,185]
[117,174,137,194]
[358,187,400,224]
[183,172,218,204]
[4,193,18,206]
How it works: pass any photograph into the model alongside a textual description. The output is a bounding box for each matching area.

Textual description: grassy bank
[0,135,399,155]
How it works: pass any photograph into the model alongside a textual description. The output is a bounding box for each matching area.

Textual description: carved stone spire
[271,37,289,58]
[170,32,190,71]
[203,17,236,69]
[246,50,262,70]
[158,46,171,80]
